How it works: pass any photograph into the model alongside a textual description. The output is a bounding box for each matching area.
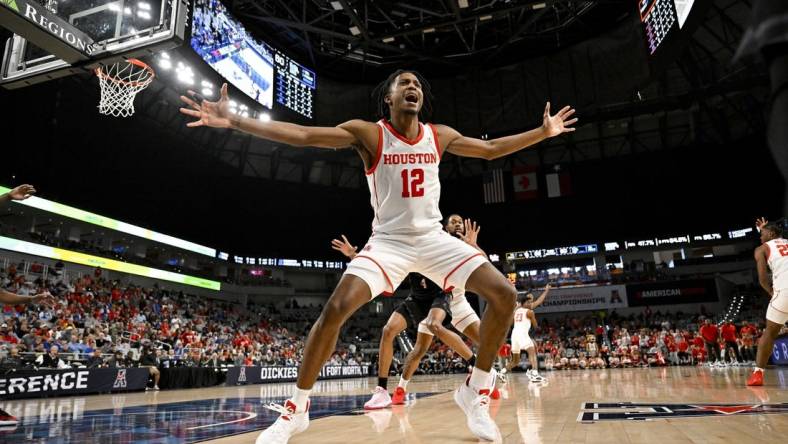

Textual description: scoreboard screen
[639,0,678,56]
[638,0,709,75]
[275,51,316,119]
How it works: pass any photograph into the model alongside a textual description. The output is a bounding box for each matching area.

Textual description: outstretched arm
[755,246,773,296]
[180,84,378,153]
[438,103,577,160]
[530,284,551,309]
[332,235,359,260]
[0,290,55,306]
[0,184,36,206]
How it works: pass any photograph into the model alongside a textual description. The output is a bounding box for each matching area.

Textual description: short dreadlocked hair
[372,69,434,121]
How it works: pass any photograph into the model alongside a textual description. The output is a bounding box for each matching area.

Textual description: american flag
[482,169,505,204]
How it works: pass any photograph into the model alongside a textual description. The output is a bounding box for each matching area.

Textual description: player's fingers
[544,102,550,117]
[180,95,200,110]
[341,235,350,243]
[186,121,204,128]
[565,118,578,125]
[180,108,201,117]
[221,83,229,100]
[561,109,576,119]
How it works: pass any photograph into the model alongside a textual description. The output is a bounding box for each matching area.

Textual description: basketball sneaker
[255,400,310,444]
[454,373,501,441]
[746,369,764,386]
[529,371,547,383]
[364,386,392,410]
[392,386,407,405]
[0,408,18,427]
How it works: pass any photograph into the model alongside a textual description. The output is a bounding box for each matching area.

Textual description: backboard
[0,0,189,88]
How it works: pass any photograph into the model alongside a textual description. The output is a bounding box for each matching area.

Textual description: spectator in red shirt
[740,323,757,363]
[677,337,690,364]
[699,319,722,364]
[721,321,742,364]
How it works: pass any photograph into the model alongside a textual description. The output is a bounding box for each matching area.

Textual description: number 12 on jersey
[401,168,425,198]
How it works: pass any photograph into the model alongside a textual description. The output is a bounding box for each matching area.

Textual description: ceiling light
[258,113,271,122]
[423,28,435,34]
[382,37,395,43]
[480,15,492,21]
[349,26,361,36]
[458,0,469,8]
[533,2,547,9]
[330,1,342,11]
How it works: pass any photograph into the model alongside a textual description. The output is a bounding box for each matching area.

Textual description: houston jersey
[765,238,788,290]
[365,120,443,235]
[513,307,531,334]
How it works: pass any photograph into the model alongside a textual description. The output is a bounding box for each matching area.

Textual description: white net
[96,59,155,118]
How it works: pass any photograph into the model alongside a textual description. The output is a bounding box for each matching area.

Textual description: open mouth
[405,93,418,104]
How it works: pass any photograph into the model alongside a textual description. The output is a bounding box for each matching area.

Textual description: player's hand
[31,292,55,307]
[458,219,480,246]
[755,217,768,231]
[8,184,36,201]
[179,83,232,129]
[541,102,577,137]
[545,283,551,291]
[331,235,358,259]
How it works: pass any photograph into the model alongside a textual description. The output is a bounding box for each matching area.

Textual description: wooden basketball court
[1,366,786,443]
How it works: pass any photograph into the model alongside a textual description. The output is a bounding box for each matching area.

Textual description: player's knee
[487,283,517,312]
[426,320,443,335]
[382,323,398,340]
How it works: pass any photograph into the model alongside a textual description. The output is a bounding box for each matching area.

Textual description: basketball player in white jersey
[748,217,788,386]
[180,71,577,442]
[331,215,482,409]
[509,285,550,382]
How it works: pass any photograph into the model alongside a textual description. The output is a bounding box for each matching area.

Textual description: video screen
[191,0,274,109]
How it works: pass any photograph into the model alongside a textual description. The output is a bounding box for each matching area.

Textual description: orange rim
[95,58,155,87]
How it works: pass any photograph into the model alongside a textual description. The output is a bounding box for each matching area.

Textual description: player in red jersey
[748,218,788,386]
[180,71,576,442]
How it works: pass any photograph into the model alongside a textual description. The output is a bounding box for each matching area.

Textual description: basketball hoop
[95,58,155,118]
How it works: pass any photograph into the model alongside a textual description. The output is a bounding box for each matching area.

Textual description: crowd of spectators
[521,303,782,372]
[0,263,365,375]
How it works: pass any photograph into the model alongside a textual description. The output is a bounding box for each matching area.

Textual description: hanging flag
[512,166,538,200]
[483,169,505,204]
[546,172,572,198]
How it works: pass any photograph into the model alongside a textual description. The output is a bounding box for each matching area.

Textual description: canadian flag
[546,172,572,198]
[512,166,538,200]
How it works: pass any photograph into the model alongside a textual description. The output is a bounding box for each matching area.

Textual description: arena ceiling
[229,0,634,80]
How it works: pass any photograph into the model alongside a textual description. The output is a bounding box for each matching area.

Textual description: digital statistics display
[191,0,317,118]
[275,51,316,119]
[639,0,678,56]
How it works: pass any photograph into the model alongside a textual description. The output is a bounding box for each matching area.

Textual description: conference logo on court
[1,0,19,13]
[112,370,127,389]
[579,402,788,422]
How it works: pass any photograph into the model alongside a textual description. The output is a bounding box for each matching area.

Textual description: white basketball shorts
[766,289,788,325]
[512,333,534,352]
[344,229,488,298]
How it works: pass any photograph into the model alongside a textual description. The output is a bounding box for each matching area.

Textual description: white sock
[398,378,409,390]
[754,367,764,373]
[469,368,491,391]
[291,387,311,412]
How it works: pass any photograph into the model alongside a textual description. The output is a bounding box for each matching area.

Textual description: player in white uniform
[509,285,550,382]
[180,70,577,443]
[748,217,788,386]
[331,214,483,409]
